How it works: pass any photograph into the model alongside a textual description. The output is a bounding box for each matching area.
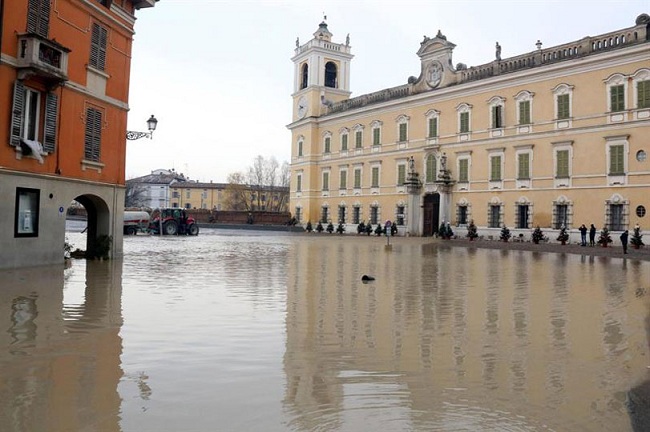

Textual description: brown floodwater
[0,226,649,431]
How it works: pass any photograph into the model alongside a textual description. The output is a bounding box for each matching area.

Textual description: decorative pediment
[416,31,457,58]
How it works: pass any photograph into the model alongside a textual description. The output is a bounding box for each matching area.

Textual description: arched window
[300,64,308,89]
[325,62,337,88]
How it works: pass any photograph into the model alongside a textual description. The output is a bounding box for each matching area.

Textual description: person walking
[620,229,629,254]
[589,224,596,246]
[579,224,587,246]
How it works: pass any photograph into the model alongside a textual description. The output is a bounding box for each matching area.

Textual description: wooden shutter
[397,165,405,185]
[399,123,407,141]
[354,169,361,188]
[355,130,362,148]
[426,154,436,182]
[519,100,530,124]
[460,112,469,133]
[341,134,347,150]
[322,172,329,191]
[10,81,25,147]
[373,128,380,145]
[557,94,569,119]
[27,0,50,37]
[609,145,624,174]
[296,175,301,192]
[339,170,346,189]
[90,23,108,70]
[638,81,650,109]
[490,156,501,181]
[43,91,58,153]
[428,117,438,138]
[556,150,569,177]
[492,105,502,128]
[610,85,624,112]
[459,159,468,182]
[518,153,529,179]
[84,108,102,161]
[324,137,330,153]
[371,167,379,187]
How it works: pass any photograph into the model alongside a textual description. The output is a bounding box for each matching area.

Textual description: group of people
[357,221,398,236]
[577,224,598,247]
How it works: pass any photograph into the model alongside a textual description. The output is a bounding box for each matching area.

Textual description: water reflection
[0,260,123,432]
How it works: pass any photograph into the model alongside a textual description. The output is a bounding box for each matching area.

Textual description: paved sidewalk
[442,237,650,261]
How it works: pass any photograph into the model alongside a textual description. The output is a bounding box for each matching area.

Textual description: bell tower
[291,20,353,121]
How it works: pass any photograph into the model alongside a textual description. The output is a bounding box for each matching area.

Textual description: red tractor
[149,208,199,236]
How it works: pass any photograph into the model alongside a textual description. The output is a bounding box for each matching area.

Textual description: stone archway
[423,193,440,236]
[73,194,111,259]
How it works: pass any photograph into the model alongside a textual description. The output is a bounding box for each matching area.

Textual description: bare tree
[125,181,149,208]
[226,156,290,212]
[224,172,252,211]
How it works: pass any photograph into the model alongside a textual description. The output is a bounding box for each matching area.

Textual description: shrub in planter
[466,220,478,241]
[631,225,644,249]
[556,226,569,245]
[500,225,511,242]
[597,227,612,247]
[532,226,547,244]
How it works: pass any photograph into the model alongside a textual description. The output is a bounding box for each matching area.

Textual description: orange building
[0,0,156,269]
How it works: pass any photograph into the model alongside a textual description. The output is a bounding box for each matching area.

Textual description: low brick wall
[187,210,292,225]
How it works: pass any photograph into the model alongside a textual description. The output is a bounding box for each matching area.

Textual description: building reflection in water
[0,260,124,432]
[284,238,650,431]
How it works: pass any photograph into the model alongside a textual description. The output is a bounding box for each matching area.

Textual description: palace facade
[0,0,156,269]
[288,15,650,238]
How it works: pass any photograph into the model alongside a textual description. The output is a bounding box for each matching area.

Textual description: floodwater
[1,225,649,432]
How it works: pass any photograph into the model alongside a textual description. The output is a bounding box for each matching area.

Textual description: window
[10,81,58,153]
[609,204,624,231]
[517,153,530,179]
[324,136,331,153]
[355,130,363,148]
[555,204,568,229]
[516,205,529,229]
[294,207,302,222]
[556,149,569,178]
[322,172,329,191]
[300,64,308,90]
[84,107,102,162]
[609,144,625,175]
[321,206,329,223]
[459,112,469,133]
[27,0,50,38]
[425,154,437,183]
[90,23,108,71]
[557,94,570,119]
[370,206,379,224]
[341,133,348,151]
[398,122,407,142]
[488,205,501,228]
[519,100,531,124]
[490,155,502,181]
[428,116,438,138]
[172,191,179,198]
[638,80,650,109]
[353,206,361,224]
[372,127,381,145]
[637,205,646,218]
[354,168,361,189]
[396,205,405,225]
[296,174,302,192]
[324,62,337,88]
[610,84,625,112]
[339,170,347,189]
[457,206,468,225]
[371,167,380,188]
[397,164,406,185]
[185,190,190,199]
[15,188,40,237]
[458,158,469,182]
[637,150,647,162]
[297,139,303,157]
[491,105,504,128]
[338,205,346,224]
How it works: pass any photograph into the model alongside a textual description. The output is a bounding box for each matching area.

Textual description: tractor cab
[149,208,199,236]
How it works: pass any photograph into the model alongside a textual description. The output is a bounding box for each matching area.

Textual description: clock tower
[291,20,353,121]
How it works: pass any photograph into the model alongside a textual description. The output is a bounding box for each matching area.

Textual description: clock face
[297,97,307,119]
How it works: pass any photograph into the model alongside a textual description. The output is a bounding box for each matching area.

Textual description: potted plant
[466,220,478,241]
[532,226,547,244]
[500,225,511,242]
[597,227,612,247]
[556,226,569,245]
[631,225,644,249]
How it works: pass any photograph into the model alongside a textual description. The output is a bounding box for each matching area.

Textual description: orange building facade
[0,0,156,269]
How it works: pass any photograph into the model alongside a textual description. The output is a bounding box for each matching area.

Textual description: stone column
[405,156,422,236]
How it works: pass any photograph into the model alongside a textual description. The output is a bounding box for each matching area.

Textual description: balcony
[16,34,70,84]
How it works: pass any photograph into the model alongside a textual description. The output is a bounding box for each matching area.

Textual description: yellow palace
[288,15,650,238]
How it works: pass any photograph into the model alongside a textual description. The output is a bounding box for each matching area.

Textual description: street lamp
[126,115,158,140]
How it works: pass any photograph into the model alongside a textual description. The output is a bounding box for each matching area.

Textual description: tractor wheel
[163,220,178,235]
[188,224,199,236]
[125,226,137,235]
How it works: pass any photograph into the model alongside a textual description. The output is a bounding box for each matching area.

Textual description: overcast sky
[125,0,648,182]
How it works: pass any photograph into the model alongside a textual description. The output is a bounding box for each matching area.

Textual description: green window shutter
[84,108,102,162]
[556,150,569,178]
[638,81,650,109]
[43,91,58,153]
[90,23,108,70]
[399,123,407,141]
[371,167,379,187]
[609,145,625,174]
[397,165,406,185]
[10,81,25,147]
[460,112,469,133]
[341,134,348,150]
[518,153,530,179]
[459,159,468,182]
[519,100,530,124]
[373,128,380,145]
[322,172,329,191]
[355,131,362,148]
[296,176,301,192]
[298,141,303,156]
[354,169,361,188]
[610,85,625,112]
[557,94,570,119]
[428,117,438,138]
[339,170,346,189]
[490,156,501,181]
[492,106,502,128]
[324,137,330,153]
[425,154,436,183]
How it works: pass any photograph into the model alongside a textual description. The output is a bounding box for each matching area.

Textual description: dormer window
[325,62,337,88]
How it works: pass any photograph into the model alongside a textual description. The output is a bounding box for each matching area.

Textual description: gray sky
[125,0,648,182]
